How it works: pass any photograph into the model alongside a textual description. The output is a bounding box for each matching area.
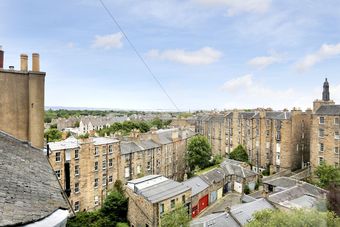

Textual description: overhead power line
[98,0,180,111]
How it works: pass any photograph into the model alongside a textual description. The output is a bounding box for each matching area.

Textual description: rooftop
[0,131,68,226]
[230,198,275,226]
[315,105,340,115]
[182,176,209,196]
[190,212,239,227]
[127,175,191,203]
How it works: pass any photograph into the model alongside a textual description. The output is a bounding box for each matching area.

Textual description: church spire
[322,78,330,101]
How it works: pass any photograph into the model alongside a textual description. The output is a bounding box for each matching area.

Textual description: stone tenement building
[126,175,191,227]
[0,49,69,226]
[197,109,311,173]
[48,128,195,212]
[0,48,45,148]
[310,78,340,169]
[48,136,120,212]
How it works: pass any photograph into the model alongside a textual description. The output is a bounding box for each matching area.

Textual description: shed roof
[183,176,209,196]
[315,105,340,115]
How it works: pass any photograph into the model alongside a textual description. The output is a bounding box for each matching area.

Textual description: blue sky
[1,0,340,111]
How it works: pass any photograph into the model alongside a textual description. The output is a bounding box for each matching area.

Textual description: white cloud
[92,33,123,49]
[222,74,253,91]
[146,47,222,65]
[221,74,297,109]
[248,52,282,69]
[296,43,340,71]
[66,42,75,48]
[195,0,271,16]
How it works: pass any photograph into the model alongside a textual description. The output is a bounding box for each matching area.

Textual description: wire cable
[98,0,180,112]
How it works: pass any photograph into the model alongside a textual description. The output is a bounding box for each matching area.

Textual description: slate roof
[200,168,225,185]
[137,140,160,150]
[220,160,257,178]
[190,212,239,227]
[0,131,68,226]
[128,175,191,203]
[263,177,299,189]
[182,176,209,196]
[315,105,340,115]
[239,112,256,119]
[230,198,275,225]
[120,141,143,155]
[266,111,292,120]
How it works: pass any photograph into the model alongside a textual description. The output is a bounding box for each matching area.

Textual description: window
[55,170,61,179]
[109,145,113,154]
[335,131,340,140]
[108,175,113,183]
[335,118,339,125]
[156,160,160,168]
[335,147,339,154]
[319,129,325,138]
[94,178,98,188]
[56,152,61,162]
[319,117,325,124]
[94,196,99,206]
[75,165,80,176]
[109,158,113,167]
[94,161,98,171]
[125,154,130,162]
[74,182,79,193]
[102,160,106,170]
[147,161,151,171]
[124,167,130,178]
[102,146,107,155]
[319,157,324,165]
[94,146,99,156]
[137,165,141,174]
[171,199,175,209]
[102,176,106,186]
[182,195,185,204]
[160,203,164,214]
[74,201,80,212]
[74,149,79,160]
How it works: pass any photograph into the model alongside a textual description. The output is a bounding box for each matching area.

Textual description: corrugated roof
[183,176,209,196]
[48,136,79,151]
[315,105,340,115]
[0,131,68,226]
[263,177,298,189]
[137,178,191,203]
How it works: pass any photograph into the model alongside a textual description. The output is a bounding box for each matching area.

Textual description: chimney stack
[20,54,28,71]
[0,46,4,69]
[32,53,40,71]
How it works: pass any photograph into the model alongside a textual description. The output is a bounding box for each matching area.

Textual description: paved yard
[197,192,242,218]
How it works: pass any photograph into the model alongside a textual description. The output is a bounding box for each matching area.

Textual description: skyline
[1,0,340,111]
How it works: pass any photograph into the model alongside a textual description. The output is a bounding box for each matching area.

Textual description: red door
[198,194,209,212]
[191,205,199,218]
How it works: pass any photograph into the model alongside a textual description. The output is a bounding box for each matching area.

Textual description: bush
[229,145,248,162]
[211,155,223,165]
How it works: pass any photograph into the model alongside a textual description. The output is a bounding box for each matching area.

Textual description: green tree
[246,209,340,227]
[315,163,340,188]
[229,145,248,162]
[44,128,62,142]
[160,206,190,227]
[187,135,212,171]
[67,181,128,227]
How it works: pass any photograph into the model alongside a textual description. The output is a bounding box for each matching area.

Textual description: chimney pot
[20,54,28,71]
[32,53,40,71]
